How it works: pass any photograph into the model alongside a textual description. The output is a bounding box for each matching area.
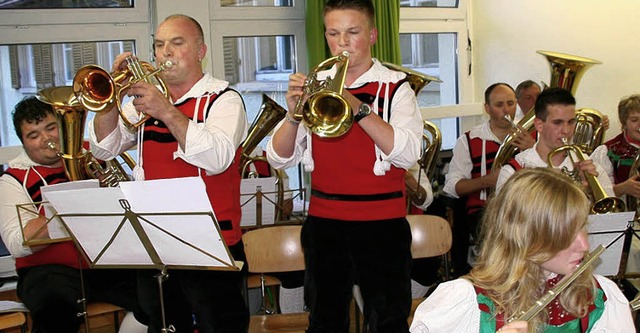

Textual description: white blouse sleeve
[589,275,635,332]
[410,279,480,333]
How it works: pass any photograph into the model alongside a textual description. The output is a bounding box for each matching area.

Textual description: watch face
[360,103,371,115]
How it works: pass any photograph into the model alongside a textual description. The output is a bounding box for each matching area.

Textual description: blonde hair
[467,168,595,332]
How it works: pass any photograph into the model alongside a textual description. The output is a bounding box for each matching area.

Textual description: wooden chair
[78,302,125,332]
[0,312,26,333]
[242,225,308,333]
[353,214,453,330]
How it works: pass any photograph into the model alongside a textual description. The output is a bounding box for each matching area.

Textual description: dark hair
[324,0,375,27]
[12,96,54,143]
[484,82,514,104]
[534,87,576,121]
[515,80,541,99]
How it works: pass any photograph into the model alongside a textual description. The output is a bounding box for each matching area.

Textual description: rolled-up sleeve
[382,83,423,170]
[443,135,472,198]
[0,175,35,258]
[175,91,248,175]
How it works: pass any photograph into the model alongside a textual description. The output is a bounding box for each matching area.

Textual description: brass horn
[73,56,172,128]
[292,51,352,138]
[239,94,287,174]
[573,108,605,155]
[547,141,626,214]
[492,51,602,171]
[381,61,442,96]
[37,86,134,187]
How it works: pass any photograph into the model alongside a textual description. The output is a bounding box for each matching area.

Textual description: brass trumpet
[73,56,172,128]
[547,140,626,214]
[292,51,352,138]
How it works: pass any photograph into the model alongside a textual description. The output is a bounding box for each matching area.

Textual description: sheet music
[587,211,633,276]
[40,179,100,239]
[240,177,277,227]
[43,177,235,269]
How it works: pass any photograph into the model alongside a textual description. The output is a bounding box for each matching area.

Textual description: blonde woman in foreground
[410,168,634,332]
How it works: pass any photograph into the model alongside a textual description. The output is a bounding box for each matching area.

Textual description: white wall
[471,0,640,140]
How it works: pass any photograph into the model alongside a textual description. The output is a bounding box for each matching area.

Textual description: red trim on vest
[5,167,87,270]
[464,132,501,214]
[141,91,243,245]
[308,81,407,220]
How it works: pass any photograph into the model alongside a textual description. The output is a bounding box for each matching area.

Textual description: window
[0,0,150,164]
[220,0,292,7]
[400,2,471,150]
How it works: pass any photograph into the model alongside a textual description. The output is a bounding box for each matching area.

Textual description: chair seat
[247,274,281,289]
[249,312,309,333]
[85,302,124,316]
[0,312,26,330]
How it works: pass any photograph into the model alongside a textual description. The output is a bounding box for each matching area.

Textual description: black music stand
[44,177,240,332]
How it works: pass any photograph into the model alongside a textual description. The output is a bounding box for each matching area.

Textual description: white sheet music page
[587,211,634,276]
[240,177,277,227]
[40,179,100,240]
[43,177,235,269]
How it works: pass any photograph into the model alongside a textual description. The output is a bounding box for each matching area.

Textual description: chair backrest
[242,225,304,273]
[406,214,452,258]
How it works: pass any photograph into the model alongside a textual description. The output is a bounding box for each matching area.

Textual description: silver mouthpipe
[504,114,518,129]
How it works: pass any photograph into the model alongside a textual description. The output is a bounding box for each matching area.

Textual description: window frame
[210,0,304,21]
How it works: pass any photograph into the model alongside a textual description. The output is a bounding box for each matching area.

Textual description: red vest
[4,166,87,270]
[141,90,243,246]
[308,80,408,221]
[464,133,501,214]
[605,132,638,184]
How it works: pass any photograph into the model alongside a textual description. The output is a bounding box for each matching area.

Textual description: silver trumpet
[508,245,605,322]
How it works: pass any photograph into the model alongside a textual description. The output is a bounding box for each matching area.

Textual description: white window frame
[400,2,480,122]
[210,0,304,21]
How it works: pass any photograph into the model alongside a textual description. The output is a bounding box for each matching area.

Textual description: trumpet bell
[73,65,117,112]
[304,91,353,138]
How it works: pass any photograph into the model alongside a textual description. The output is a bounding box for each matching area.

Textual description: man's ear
[534,117,543,133]
[369,28,378,45]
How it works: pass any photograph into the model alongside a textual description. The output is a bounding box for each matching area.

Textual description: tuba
[73,56,172,128]
[239,94,287,175]
[292,51,352,138]
[37,86,134,187]
[573,108,605,155]
[547,141,626,214]
[492,50,602,171]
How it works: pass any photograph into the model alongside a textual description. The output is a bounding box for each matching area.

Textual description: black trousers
[302,216,412,333]
[137,242,249,333]
[17,264,145,333]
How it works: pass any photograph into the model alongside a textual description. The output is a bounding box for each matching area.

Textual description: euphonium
[239,94,287,174]
[573,108,606,155]
[36,86,134,187]
[492,50,602,171]
[73,56,172,128]
[508,245,605,322]
[292,51,352,138]
[547,140,626,214]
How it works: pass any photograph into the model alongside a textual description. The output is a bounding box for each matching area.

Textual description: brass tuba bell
[492,50,602,171]
[239,94,287,174]
[292,51,352,138]
[73,56,172,128]
[36,86,135,186]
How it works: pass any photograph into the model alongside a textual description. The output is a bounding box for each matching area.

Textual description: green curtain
[305,0,401,69]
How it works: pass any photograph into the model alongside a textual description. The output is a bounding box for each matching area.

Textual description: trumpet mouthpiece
[162,61,173,68]
[47,141,58,150]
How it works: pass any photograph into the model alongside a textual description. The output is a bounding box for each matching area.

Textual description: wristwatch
[355,103,372,122]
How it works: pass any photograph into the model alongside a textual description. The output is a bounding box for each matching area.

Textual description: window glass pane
[221,0,292,7]
[0,0,133,9]
[400,0,458,8]
[222,35,300,190]
[399,32,458,150]
[0,40,135,148]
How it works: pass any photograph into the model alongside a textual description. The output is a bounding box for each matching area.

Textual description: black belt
[311,189,403,201]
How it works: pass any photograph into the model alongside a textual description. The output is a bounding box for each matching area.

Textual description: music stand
[587,211,635,278]
[44,177,240,332]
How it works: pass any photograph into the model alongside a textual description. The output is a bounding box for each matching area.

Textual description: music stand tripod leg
[156,267,176,333]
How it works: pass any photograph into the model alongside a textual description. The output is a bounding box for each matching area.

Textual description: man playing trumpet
[496,87,615,198]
